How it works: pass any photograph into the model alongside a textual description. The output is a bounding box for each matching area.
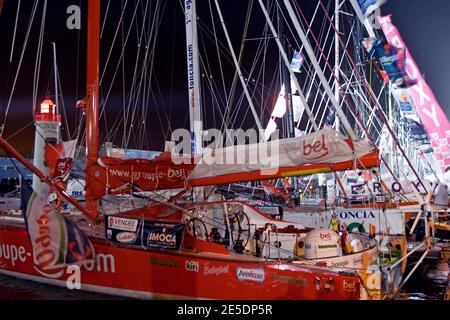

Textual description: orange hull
[0,226,361,300]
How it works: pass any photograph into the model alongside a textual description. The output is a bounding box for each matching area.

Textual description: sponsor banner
[290,51,304,73]
[25,192,95,275]
[236,268,265,282]
[336,208,404,234]
[107,216,139,232]
[144,221,185,250]
[86,154,195,200]
[378,15,450,175]
[106,216,184,251]
[362,38,416,89]
[391,87,416,115]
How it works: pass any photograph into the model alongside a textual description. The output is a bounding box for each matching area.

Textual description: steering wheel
[228,210,251,248]
[185,217,209,242]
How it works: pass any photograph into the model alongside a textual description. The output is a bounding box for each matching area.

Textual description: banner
[106,216,185,250]
[290,51,304,73]
[391,87,417,116]
[350,0,387,23]
[362,38,417,88]
[378,15,450,175]
[24,189,95,276]
[45,140,77,182]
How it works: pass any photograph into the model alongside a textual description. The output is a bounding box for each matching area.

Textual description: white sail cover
[188,127,377,185]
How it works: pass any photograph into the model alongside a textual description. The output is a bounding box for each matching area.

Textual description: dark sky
[0,0,448,154]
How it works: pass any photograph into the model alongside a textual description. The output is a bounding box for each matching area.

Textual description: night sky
[0,0,448,155]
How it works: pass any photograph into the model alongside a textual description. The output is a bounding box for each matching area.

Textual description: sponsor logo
[185,260,199,272]
[149,257,179,268]
[0,240,116,276]
[236,268,265,282]
[148,233,177,248]
[116,232,137,244]
[331,260,349,267]
[273,272,307,286]
[338,211,376,219]
[320,232,331,241]
[204,264,230,276]
[343,280,357,292]
[83,254,116,273]
[108,217,138,232]
[0,243,28,267]
[303,134,329,160]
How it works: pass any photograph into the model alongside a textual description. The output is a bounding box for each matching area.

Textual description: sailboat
[245,0,449,298]
[0,0,385,300]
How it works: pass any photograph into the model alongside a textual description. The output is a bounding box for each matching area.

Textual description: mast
[185,0,203,154]
[85,0,101,218]
[277,2,294,139]
[334,0,341,131]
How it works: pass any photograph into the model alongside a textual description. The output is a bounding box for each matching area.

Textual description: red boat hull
[0,226,361,300]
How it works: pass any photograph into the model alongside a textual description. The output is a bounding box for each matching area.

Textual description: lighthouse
[32,97,62,197]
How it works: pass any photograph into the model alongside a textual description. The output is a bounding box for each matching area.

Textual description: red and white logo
[116,232,137,244]
[303,134,329,160]
[108,217,138,232]
[343,280,357,292]
[320,232,332,241]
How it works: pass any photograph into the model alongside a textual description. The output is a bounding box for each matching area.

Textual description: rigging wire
[1,0,40,137]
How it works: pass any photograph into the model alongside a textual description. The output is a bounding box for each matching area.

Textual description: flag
[45,140,77,182]
[350,0,387,23]
[325,106,336,126]
[24,191,95,275]
[362,38,417,89]
[21,171,95,275]
[17,141,95,276]
[290,51,304,73]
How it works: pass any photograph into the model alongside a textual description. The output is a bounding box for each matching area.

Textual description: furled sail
[86,127,379,199]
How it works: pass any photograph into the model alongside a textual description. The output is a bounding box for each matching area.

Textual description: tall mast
[85,0,101,217]
[277,2,294,139]
[334,0,341,131]
[185,0,203,154]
